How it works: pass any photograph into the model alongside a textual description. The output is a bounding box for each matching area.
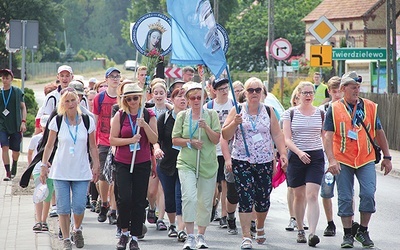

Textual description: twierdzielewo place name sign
[332,48,387,60]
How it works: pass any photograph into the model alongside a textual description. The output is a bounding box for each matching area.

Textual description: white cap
[88,78,97,83]
[57,65,73,74]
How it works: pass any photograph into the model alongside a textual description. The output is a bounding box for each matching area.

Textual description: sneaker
[324,223,336,236]
[308,233,320,247]
[98,206,108,222]
[108,212,118,225]
[3,171,11,181]
[86,195,91,208]
[351,221,360,237]
[196,234,209,249]
[227,217,238,235]
[297,230,307,243]
[285,217,297,231]
[72,230,85,248]
[210,199,219,222]
[129,238,140,250]
[95,200,101,213]
[303,222,309,230]
[156,220,168,231]
[116,227,122,239]
[219,216,228,229]
[138,224,147,239]
[355,230,374,248]
[168,225,178,237]
[147,209,157,224]
[213,210,221,221]
[177,230,188,242]
[183,234,196,250]
[341,234,354,248]
[250,220,256,238]
[116,234,129,250]
[49,206,58,218]
[11,164,17,178]
[63,238,72,250]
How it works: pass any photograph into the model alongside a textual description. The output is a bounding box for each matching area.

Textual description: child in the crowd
[29,115,54,232]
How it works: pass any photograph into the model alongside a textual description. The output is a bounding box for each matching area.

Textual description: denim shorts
[0,131,22,151]
[53,180,89,215]
[336,162,376,217]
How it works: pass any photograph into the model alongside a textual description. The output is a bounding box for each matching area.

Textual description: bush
[24,87,38,137]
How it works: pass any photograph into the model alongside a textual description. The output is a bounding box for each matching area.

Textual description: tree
[0,0,64,67]
[225,0,321,71]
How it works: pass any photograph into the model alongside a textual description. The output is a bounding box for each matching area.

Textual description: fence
[360,93,400,150]
[26,61,104,79]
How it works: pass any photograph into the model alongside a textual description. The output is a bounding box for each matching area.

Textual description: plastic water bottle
[324,172,334,185]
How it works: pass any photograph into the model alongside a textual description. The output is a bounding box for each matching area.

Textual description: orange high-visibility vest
[332,98,377,168]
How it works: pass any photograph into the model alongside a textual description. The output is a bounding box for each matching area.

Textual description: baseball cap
[88,78,97,84]
[57,65,73,74]
[105,67,120,78]
[340,71,362,87]
[0,69,14,77]
[212,78,229,89]
[68,80,86,95]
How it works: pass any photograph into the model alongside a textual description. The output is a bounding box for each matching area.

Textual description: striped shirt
[281,107,324,151]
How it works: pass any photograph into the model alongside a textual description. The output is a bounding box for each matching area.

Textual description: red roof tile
[302,0,384,22]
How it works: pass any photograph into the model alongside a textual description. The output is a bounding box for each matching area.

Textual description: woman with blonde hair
[282,81,325,247]
[40,87,100,250]
[110,83,158,250]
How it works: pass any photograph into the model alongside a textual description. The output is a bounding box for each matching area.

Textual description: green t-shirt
[0,86,24,134]
[172,109,221,179]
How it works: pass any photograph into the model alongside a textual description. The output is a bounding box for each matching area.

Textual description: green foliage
[23,87,38,137]
[270,77,310,109]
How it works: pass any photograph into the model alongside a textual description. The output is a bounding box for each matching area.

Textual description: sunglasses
[246,87,262,94]
[189,95,202,101]
[125,96,140,102]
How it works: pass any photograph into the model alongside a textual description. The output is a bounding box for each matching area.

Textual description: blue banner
[167,0,227,78]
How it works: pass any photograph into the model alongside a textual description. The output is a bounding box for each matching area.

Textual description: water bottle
[324,172,334,185]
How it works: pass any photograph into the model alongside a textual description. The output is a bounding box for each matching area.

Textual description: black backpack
[20,111,90,188]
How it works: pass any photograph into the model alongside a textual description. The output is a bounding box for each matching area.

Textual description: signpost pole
[280,61,284,103]
[21,20,27,91]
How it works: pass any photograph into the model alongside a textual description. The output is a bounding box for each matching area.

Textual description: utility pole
[386,0,397,93]
[214,0,219,22]
[267,0,275,91]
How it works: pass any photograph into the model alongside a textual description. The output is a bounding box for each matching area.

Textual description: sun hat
[183,82,203,97]
[33,178,49,204]
[121,83,143,96]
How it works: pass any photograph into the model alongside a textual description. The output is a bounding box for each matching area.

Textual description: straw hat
[121,83,143,96]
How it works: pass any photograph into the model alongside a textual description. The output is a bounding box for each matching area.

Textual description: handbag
[360,119,382,164]
[103,147,115,184]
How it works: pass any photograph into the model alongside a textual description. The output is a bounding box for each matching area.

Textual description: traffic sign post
[270,38,292,60]
[164,67,182,78]
[308,16,337,45]
[291,60,299,70]
[310,45,332,67]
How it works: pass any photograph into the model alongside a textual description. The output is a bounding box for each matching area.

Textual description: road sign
[310,45,332,67]
[9,20,39,49]
[270,38,292,60]
[332,48,387,60]
[164,67,182,78]
[291,60,299,70]
[276,65,293,72]
[308,16,337,45]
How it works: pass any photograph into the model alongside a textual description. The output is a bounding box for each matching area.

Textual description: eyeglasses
[246,88,262,94]
[301,91,315,96]
[189,95,202,101]
[125,96,140,102]
[216,86,229,92]
[108,75,121,80]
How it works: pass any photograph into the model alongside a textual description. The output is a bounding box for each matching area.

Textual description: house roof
[302,0,384,22]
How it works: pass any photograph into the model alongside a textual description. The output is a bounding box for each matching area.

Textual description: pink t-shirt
[92,91,117,146]
[114,109,155,165]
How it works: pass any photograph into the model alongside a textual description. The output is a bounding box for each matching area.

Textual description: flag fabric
[167,0,227,78]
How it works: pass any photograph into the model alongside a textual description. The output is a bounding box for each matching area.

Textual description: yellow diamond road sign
[309,16,337,44]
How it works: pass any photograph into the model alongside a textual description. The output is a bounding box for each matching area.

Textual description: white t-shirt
[29,133,43,175]
[42,89,61,115]
[204,99,234,155]
[48,115,95,181]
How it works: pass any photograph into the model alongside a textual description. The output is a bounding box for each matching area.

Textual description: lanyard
[1,87,12,109]
[65,114,79,145]
[189,109,199,140]
[246,103,260,131]
[128,110,141,136]
[342,99,359,127]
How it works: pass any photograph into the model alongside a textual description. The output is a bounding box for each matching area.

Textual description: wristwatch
[383,156,392,161]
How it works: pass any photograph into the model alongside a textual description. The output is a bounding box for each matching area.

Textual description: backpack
[97,91,106,114]
[20,112,91,188]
